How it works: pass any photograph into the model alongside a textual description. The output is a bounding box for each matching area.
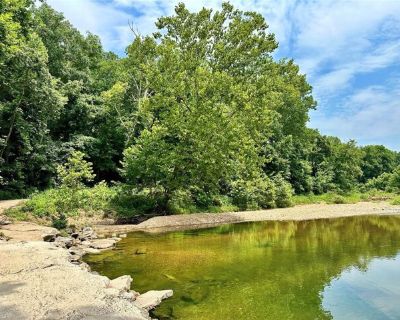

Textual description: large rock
[0,241,150,319]
[109,275,132,292]
[89,239,116,250]
[54,236,73,248]
[0,222,59,241]
[80,227,97,241]
[42,229,60,242]
[134,290,173,310]
[0,215,11,225]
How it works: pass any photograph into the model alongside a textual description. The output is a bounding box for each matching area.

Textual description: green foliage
[293,191,396,205]
[57,151,95,188]
[273,175,294,208]
[360,145,397,182]
[1,1,398,216]
[230,177,276,210]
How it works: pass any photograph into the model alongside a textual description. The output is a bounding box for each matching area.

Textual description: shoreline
[94,201,400,234]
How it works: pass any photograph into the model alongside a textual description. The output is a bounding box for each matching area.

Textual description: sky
[45,0,400,150]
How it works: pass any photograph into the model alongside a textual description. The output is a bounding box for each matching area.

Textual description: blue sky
[45,0,400,150]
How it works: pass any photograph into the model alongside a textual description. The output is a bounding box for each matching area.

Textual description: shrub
[230,177,276,210]
[57,151,95,188]
[167,189,196,214]
[273,175,294,208]
[110,187,167,218]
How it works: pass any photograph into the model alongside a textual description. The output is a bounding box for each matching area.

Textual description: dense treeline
[1,1,399,219]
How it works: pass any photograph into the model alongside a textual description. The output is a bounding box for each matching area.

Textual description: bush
[167,189,197,214]
[273,175,294,208]
[230,177,276,210]
[11,182,117,226]
[110,187,167,218]
[363,173,392,192]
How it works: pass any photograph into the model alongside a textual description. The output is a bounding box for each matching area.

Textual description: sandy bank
[94,201,400,234]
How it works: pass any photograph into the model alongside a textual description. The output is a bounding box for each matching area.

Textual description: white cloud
[45,0,135,52]
[311,83,400,149]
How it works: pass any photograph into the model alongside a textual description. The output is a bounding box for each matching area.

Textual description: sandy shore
[95,201,400,234]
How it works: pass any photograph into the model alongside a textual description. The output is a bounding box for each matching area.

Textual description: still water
[85,216,400,319]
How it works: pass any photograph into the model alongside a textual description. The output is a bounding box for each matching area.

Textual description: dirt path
[94,201,400,234]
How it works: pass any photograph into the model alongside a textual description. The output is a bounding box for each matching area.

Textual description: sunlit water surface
[85,216,400,319]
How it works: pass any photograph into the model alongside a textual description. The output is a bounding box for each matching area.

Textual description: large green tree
[121,3,315,204]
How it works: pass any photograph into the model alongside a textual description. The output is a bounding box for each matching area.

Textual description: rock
[42,229,60,242]
[71,232,80,239]
[81,240,92,246]
[119,233,127,238]
[54,236,73,249]
[80,227,97,240]
[111,233,117,238]
[0,215,11,225]
[109,275,132,292]
[104,287,121,297]
[134,290,173,310]
[89,239,116,250]
[79,262,91,272]
[83,247,100,254]
[121,291,139,301]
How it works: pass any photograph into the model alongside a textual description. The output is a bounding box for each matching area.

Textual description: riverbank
[95,201,400,234]
[0,209,173,319]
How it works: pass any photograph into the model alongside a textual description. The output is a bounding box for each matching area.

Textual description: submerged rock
[89,239,116,249]
[135,290,174,311]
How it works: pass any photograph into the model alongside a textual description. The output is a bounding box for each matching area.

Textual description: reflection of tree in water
[86,216,400,320]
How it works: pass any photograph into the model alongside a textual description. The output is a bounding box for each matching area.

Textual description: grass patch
[293,191,397,205]
[391,196,400,205]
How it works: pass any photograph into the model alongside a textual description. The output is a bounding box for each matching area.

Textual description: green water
[85,216,400,319]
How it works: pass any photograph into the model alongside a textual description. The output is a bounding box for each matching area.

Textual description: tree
[360,145,397,182]
[0,0,64,197]
[122,3,315,205]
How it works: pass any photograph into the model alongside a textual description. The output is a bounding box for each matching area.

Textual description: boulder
[109,275,132,292]
[89,239,116,250]
[54,236,73,249]
[134,290,173,310]
[42,229,60,242]
[80,227,97,240]
[119,233,127,238]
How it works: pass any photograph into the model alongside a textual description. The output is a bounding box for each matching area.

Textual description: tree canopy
[1,1,399,213]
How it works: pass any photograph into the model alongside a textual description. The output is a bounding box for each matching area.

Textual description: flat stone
[134,290,173,310]
[83,247,101,254]
[109,275,132,292]
[89,239,116,250]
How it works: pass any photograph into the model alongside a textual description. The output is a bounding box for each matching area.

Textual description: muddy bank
[94,201,400,234]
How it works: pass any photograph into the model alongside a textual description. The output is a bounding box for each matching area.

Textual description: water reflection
[85,215,400,319]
